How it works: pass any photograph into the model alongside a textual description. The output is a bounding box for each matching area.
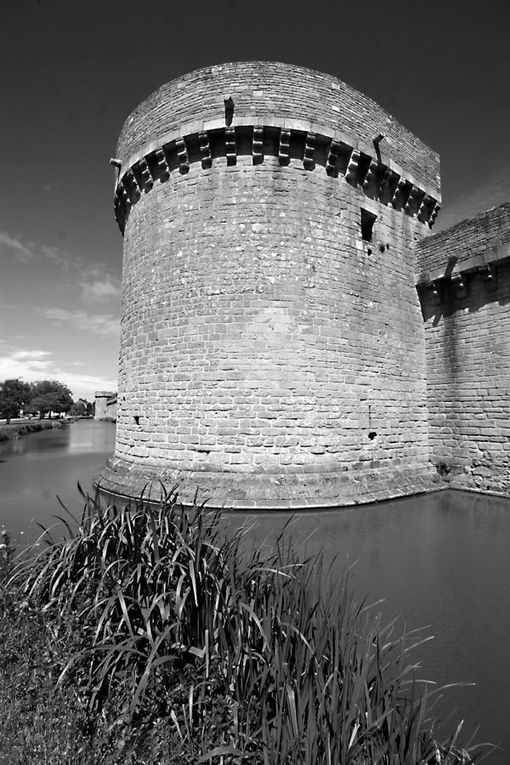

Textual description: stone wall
[95,391,116,420]
[417,202,510,496]
[116,62,440,197]
[98,62,441,508]
[106,395,117,421]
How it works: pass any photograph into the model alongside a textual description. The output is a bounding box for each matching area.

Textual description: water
[0,419,508,761]
[0,419,115,543]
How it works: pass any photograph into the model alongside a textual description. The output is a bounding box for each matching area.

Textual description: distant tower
[97,62,441,508]
[94,391,115,420]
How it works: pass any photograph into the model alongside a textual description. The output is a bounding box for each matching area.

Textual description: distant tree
[28,380,74,419]
[0,379,31,423]
[69,399,89,417]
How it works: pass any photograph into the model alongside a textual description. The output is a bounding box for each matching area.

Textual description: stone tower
[97,61,441,508]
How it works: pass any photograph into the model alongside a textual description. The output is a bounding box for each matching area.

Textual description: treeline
[0,379,93,423]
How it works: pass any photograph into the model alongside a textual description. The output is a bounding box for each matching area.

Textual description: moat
[0,418,509,761]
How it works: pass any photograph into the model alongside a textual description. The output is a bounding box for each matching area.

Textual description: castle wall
[117,62,440,197]
[94,391,115,420]
[98,62,441,508]
[417,202,510,496]
[106,396,117,421]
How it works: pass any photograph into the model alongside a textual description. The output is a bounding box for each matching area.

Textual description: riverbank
[0,420,66,443]
[0,498,482,764]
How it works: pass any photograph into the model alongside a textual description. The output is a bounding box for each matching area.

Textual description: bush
[1,489,488,764]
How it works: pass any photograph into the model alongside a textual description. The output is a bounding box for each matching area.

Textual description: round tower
[97,61,441,508]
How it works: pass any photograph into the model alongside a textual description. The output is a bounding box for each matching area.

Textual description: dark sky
[2,0,510,397]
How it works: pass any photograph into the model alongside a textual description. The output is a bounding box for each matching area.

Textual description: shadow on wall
[418,259,510,325]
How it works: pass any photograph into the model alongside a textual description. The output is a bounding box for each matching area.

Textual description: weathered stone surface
[417,202,510,497]
[97,62,445,508]
[116,62,440,196]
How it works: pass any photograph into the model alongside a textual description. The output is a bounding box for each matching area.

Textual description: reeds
[4,487,489,764]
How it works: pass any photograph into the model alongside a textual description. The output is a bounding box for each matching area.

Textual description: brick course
[116,62,440,197]
[98,62,444,507]
[417,202,510,496]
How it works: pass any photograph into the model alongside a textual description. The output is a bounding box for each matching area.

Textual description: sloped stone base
[95,456,445,510]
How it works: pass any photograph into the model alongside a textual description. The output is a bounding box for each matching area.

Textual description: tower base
[95,457,443,510]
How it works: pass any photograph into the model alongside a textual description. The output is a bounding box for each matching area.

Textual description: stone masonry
[94,391,116,421]
[95,61,450,509]
[417,202,510,496]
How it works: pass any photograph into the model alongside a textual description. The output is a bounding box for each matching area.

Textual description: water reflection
[0,422,508,761]
[0,419,116,542]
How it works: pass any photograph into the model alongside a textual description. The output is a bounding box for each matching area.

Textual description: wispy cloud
[0,230,121,299]
[0,232,34,261]
[0,349,53,378]
[40,308,119,337]
[81,276,120,303]
[0,229,71,268]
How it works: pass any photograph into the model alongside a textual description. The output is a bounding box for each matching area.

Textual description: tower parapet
[98,61,441,508]
[94,391,116,421]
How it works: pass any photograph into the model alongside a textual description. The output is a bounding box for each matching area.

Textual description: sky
[1,0,510,401]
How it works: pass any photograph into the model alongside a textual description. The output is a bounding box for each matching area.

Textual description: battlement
[416,201,510,292]
[98,61,446,508]
[113,123,440,234]
[416,201,510,497]
[117,62,440,195]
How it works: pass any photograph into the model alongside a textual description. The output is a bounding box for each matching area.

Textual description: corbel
[404,186,425,217]
[377,168,398,205]
[252,126,264,164]
[278,129,291,165]
[325,139,340,177]
[362,159,379,197]
[225,127,237,166]
[198,131,212,169]
[138,157,154,192]
[113,198,122,228]
[303,132,316,170]
[451,272,466,293]
[429,202,441,228]
[124,168,140,198]
[481,264,496,287]
[391,178,410,209]
[345,149,360,185]
[175,138,190,174]
[154,147,170,181]
[118,180,131,210]
[418,194,434,224]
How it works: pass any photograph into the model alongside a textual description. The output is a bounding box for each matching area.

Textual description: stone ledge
[113,125,441,235]
[417,242,510,287]
[95,457,445,511]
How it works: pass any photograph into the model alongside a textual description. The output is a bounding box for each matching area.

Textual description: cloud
[40,308,119,336]
[0,345,117,400]
[0,232,34,261]
[0,229,71,268]
[54,371,118,396]
[1,229,121,309]
[81,277,120,303]
[0,349,53,378]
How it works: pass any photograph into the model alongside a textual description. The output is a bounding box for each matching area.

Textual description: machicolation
[96,61,510,507]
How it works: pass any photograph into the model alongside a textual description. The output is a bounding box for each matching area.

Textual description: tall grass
[3,487,489,764]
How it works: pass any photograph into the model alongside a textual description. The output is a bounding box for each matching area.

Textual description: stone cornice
[113,123,441,234]
[416,243,510,295]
